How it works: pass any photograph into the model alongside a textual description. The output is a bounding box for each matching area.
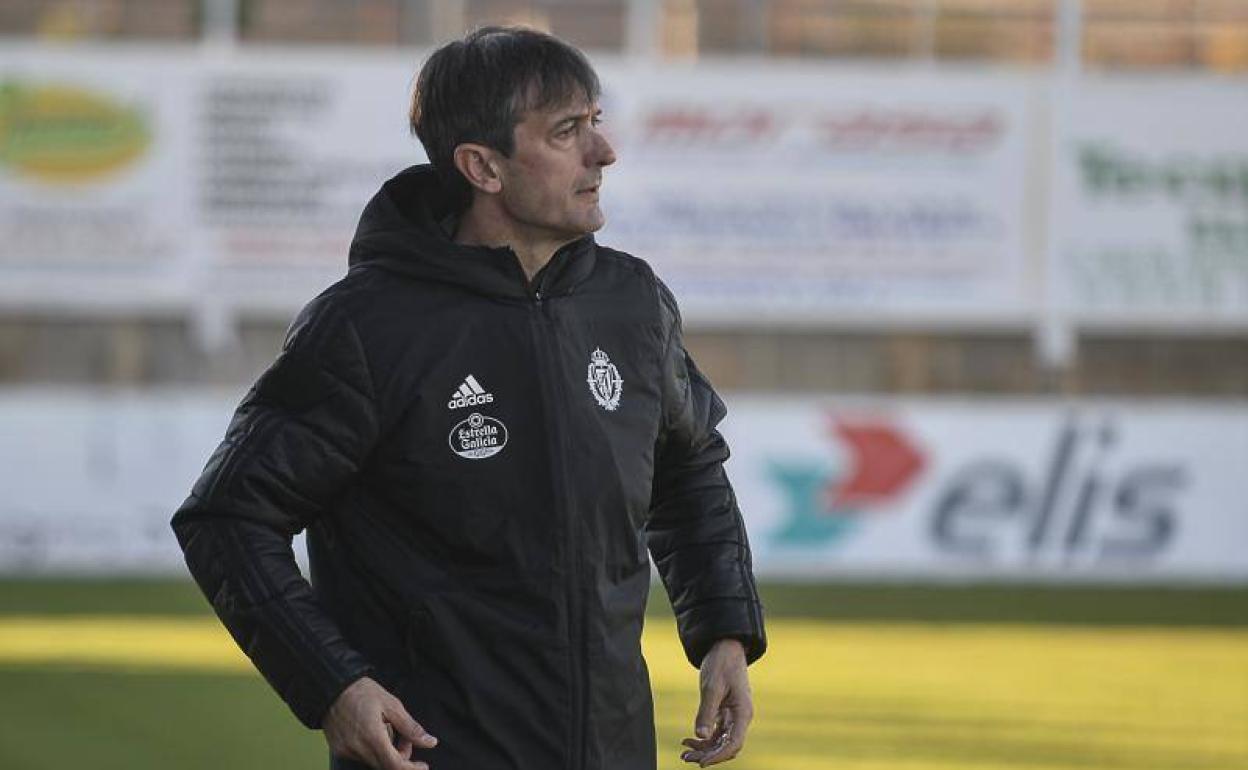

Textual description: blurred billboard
[2,46,1245,342]
[3,390,1246,583]
[1052,78,1248,326]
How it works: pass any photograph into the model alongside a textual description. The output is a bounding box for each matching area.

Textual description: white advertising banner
[0,46,422,315]
[1,390,1245,583]
[193,53,425,311]
[1052,79,1248,326]
[724,396,1248,583]
[599,64,1038,324]
[0,46,1037,325]
[0,49,200,310]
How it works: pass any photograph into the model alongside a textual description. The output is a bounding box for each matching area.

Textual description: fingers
[372,697,436,770]
[323,678,437,770]
[684,668,727,765]
[384,700,439,751]
[684,641,754,765]
[369,721,401,769]
[694,677,725,740]
[682,703,753,766]
[700,709,749,766]
[395,737,414,761]
[386,722,414,761]
[680,707,726,766]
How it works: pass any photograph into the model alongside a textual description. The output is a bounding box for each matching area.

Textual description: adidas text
[448,392,494,409]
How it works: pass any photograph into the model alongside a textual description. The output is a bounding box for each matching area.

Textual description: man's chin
[581,207,607,233]
[543,208,606,241]
[558,219,605,239]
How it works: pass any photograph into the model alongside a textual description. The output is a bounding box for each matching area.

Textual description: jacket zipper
[525,272,587,770]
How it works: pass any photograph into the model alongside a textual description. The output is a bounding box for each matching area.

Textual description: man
[172,26,766,770]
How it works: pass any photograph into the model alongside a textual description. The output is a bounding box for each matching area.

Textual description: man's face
[493,96,617,242]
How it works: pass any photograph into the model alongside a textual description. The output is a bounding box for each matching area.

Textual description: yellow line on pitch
[0,615,250,672]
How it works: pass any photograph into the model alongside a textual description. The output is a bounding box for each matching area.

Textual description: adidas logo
[447,374,495,409]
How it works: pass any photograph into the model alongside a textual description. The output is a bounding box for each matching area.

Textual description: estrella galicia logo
[769,417,925,547]
[448,412,508,460]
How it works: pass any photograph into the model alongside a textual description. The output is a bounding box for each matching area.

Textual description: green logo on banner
[0,80,150,183]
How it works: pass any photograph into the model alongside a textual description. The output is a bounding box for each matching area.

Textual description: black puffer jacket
[171,164,767,770]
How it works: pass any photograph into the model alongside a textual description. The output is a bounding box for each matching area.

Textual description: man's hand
[681,638,754,766]
[323,676,438,770]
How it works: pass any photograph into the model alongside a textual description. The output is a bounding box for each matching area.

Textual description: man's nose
[590,129,617,167]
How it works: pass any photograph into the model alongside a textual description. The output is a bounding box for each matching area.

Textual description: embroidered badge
[448,412,508,459]
[586,347,623,412]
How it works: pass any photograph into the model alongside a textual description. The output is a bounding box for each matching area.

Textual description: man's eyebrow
[551,107,603,129]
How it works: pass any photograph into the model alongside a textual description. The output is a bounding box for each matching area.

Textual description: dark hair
[410,26,602,208]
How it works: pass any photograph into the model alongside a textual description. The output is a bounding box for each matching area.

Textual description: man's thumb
[694,684,723,739]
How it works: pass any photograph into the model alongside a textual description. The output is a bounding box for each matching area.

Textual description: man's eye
[591,115,604,127]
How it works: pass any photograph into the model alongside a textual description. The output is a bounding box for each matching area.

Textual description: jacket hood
[348,164,597,300]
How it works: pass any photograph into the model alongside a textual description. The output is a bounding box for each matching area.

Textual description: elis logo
[448,375,494,410]
[931,417,1185,564]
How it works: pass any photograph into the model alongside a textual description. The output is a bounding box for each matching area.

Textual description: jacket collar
[348,164,597,300]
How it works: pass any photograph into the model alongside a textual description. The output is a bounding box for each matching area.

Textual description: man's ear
[452,143,503,195]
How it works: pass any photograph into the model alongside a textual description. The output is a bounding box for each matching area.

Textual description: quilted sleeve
[171,295,379,728]
[646,279,767,669]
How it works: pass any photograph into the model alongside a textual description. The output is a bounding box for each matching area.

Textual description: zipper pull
[532,273,546,306]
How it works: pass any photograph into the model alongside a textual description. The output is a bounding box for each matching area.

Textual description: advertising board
[2,391,1244,583]
[1,48,1037,324]
[1051,79,1248,326]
